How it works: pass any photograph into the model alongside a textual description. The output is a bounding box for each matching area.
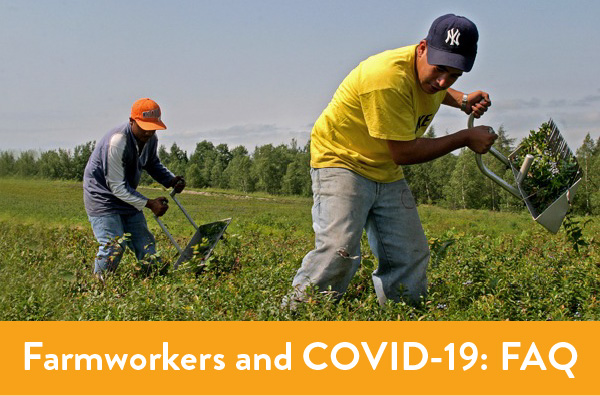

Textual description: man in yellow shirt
[290,14,497,306]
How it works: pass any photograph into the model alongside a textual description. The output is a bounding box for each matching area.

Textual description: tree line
[1,126,599,215]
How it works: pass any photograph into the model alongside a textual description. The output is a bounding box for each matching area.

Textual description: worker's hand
[464,125,498,154]
[170,176,186,194]
[464,91,491,118]
[146,197,169,217]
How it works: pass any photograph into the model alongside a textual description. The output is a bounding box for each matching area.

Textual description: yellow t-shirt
[311,45,446,182]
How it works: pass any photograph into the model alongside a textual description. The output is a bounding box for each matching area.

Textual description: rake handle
[169,189,198,230]
[469,114,522,199]
[152,187,198,255]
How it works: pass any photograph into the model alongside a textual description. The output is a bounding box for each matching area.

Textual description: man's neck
[128,125,146,153]
[135,138,145,153]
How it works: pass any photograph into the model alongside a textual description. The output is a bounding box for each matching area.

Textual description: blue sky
[1,0,599,154]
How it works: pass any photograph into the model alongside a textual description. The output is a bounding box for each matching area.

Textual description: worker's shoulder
[99,123,128,141]
[104,123,130,148]
[358,45,417,92]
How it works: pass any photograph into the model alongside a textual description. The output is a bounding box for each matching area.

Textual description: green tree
[575,133,598,214]
[445,148,486,209]
[158,145,169,161]
[72,141,95,181]
[14,150,38,177]
[185,163,203,188]
[37,150,61,179]
[282,151,311,196]
[589,137,600,215]
[57,148,75,180]
[165,143,188,177]
[404,127,459,206]
[215,143,232,168]
[189,141,217,188]
[428,152,458,205]
[252,144,292,194]
[210,158,227,189]
[0,151,16,176]
[224,146,255,193]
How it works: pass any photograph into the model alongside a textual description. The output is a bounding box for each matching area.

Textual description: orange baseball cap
[130,98,167,131]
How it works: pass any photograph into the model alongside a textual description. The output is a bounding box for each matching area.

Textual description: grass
[0,178,598,321]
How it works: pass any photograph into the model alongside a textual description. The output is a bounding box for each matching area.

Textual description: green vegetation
[513,122,581,216]
[1,125,598,214]
[1,122,598,320]
[1,178,597,321]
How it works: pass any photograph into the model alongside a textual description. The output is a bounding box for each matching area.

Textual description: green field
[0,178,598,320]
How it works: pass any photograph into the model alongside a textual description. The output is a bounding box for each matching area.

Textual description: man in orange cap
[83,98,186,278]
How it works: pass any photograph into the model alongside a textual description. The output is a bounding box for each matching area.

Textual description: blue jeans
[88,211,157,274]
[292,168,429,305]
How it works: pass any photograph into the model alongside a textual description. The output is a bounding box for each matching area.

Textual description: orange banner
[0,321,597,395]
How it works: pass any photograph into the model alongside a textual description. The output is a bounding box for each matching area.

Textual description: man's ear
[417,40,427,58]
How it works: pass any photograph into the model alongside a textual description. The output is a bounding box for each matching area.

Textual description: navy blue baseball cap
[426,14,478,72]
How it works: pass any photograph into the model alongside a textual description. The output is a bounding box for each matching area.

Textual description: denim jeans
[88,211,157,274]
[292,167,429,305]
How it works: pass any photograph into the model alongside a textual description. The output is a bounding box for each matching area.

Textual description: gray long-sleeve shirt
[83,123,174,217]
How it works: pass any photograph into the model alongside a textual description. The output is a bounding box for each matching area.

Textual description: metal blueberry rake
[153,188,231,269]
[470,114,582,233]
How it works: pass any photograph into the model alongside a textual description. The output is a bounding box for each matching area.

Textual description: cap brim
[427,46,474,72]
[134,119,167,131]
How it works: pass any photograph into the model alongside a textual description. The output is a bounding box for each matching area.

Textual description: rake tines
[471,113,582,233]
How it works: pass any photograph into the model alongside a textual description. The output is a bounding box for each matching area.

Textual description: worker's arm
[105,133,170,216]
[105,133,150,211]
[387,126,497,165]
[443,89,492,118]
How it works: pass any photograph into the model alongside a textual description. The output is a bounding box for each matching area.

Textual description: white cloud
[573,95,600,106]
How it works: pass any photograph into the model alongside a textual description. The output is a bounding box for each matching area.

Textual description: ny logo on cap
[142,109,160,119]
[445,28,460,46]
